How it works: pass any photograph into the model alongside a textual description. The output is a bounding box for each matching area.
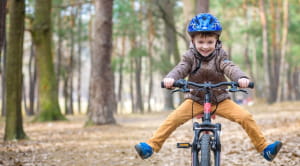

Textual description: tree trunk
[130,61,135,113]
[158,0,180,63]
[66,9,76,115]
[293,68,300,100]
[1,38,6,117]
[259,0,271,103]
[269,0,282,102]
[0,0,7,117]
[55,11,63,114]
[276,0,288,102]
[22,76,29,114]
[117,36,125,111]
[243,1,255,81]
[63,76,69,114]
[147,7,155,112]
[56,10,63,85]
[0,0,6,53]
[196,0,209,13]
[4,0,27,140]
[87,0,116,125]
[77,6,82,114]
[27,41,36,116]
[135,56,144,113]
[158,0,182,110]
[32,0,66,121]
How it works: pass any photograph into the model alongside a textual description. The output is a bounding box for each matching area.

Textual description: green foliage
[286,2,300,68]
[254,38,264,66]
[112,47,148,74]
[288,46,300,68]
[111,55,124,72]
[128,46,148,58]
[289,6,300,43]
[113,0,142,37]
[153,52,174,74]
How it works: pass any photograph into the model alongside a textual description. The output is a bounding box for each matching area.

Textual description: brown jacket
[166,41,249,105]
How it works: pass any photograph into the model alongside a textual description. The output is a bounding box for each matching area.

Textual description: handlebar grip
[248,82,254,88]
[161,81,165,88]
[236,82,254,88]
[161,79,186,88]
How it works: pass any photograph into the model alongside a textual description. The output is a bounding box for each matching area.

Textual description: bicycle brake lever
[239,89,248,94]
[229,88,248,94]
[171,88,190,94]
[171,89,180,93]
[228,88,237,92]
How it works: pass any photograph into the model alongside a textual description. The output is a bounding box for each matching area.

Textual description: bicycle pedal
[177,143,191,148]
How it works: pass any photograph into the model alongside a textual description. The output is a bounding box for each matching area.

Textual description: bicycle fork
[196,122,221,166]
[177,123,221,166]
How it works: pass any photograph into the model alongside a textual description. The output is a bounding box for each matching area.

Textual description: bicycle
[161,79,254,166]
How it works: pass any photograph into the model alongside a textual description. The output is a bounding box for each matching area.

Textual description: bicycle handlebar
[161,79,254,89]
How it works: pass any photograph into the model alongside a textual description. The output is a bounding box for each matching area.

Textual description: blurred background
[0,0,300,165]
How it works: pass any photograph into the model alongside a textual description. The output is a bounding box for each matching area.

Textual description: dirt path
[0,102,300,166]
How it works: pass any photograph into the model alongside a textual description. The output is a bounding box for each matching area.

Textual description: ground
[0,102,300,166]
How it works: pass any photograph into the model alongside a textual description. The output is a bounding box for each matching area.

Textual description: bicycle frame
[166,79,253,166]
[191,88,221,166]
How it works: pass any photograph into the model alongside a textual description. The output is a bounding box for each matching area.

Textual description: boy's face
[193,34,217,57]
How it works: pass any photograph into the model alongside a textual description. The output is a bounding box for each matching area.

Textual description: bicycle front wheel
[200,134,211,166]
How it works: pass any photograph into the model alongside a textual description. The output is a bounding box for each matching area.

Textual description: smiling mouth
[201,50,210,54]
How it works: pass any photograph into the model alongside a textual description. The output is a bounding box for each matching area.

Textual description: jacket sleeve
[165,52,193,80]
[219,51,249,82]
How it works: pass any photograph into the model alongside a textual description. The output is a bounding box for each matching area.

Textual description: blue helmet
[187,13,222,37]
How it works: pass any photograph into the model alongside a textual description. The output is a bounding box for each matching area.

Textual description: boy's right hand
[163,78,175,89]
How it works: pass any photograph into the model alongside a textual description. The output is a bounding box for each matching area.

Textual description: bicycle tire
[200,134,211,166]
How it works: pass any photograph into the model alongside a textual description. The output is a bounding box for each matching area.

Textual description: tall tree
[32,0,66,121]
[129,1,144,113]
[243,0,255,81]
[156,0,181,110]
[146,1,156,112]
[27,41,37,116]
[0,0,7,117]
[4,0,27,140]
[87,0,116,124]
[0,0,6,54]
[77,6,83,114]
[276,0,289,102]
[65,6,77,115]
[259,0,271,102]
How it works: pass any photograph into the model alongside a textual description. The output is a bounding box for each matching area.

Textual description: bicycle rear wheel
[200,134,211,166]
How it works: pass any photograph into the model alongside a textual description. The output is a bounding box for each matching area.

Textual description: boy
[135,13,282,162]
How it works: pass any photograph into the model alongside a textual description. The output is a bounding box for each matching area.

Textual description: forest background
[0,0,300,165]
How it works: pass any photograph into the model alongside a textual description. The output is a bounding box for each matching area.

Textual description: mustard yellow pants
[147,99,268,153]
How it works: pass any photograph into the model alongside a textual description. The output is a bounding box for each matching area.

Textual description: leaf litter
[0,102,299,166]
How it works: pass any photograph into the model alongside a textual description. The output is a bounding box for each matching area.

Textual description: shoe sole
[134,145,145,159]
[271,142,283,161]
[275,142,282,154]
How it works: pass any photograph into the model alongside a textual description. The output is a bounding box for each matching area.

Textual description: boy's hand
[163,78,175,89]
[238,78,250,88]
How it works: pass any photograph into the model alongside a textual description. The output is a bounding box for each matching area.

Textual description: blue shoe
[262,141,282,161]
[134,142,153,159]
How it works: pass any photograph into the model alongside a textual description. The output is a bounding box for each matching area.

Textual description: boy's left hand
[238,78,250,88]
